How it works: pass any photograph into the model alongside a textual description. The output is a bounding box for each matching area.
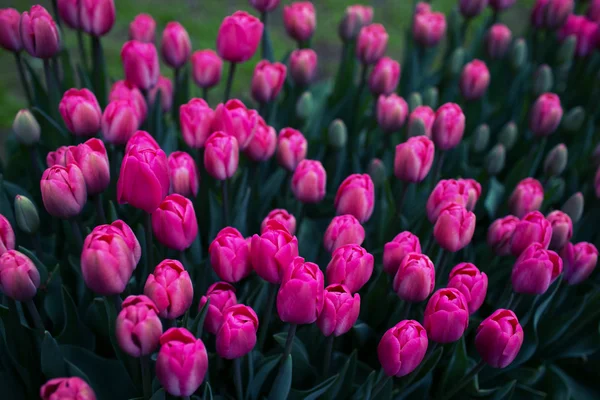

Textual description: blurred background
[0,0,535,134]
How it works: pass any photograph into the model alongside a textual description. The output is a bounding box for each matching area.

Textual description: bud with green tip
[485,144,506,176]
[472,124,490,153]
[561,192,584,224]
[498,122,518,150]
[556,35,576,65]
[367,158,386,187]
[544,143,568,177]
[510,39,527,71]
[12,110,40,145]
[447,47,465,78]
[532,65,553,97]
[14,195,40,234]
[328,119,347,150]
[408,92,422,111]
[562,107,585,132]
[296,92,313,121]
[423,87,438,109]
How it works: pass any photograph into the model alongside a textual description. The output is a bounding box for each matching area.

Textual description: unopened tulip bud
[368,57,401,95]
[116,295,162,357]
[486,23,512,60]
[148,76,174,113]
[14,195,39,235]
[562,106,585,132]
[12,110,40,145]
[168,151,199,198]
[109,80,148,122]
[152,194,198,251]
[65,138,110,196]
[277,256,325,324]
[460,59,490,101]
[355,23,389,65]
[559,15,598,57]
[509,178,544,218]
[377,94,409,133]
[0,8,22,52]
[126,130,159,152]
[250,0,280,13]
[204,132,239,180]
[413,10,447,47]
[121,41,160,90]
[326,244,374,293]
[328,119,347,149]
[561,192,584,223]
[283,2,316,42]
[547,210,573,250]
[423,86,439,109]
[432,103,465,151]
[191,50,223,89]
[561,242,599,285]
[424,288,469,343]
[394,136,435,183]
[129,14,156,43]
[459,0,488,18]
[102,100,141,145]
[217,11,263,63]
[20,6,60,59]
[180,98,215,149]
[335,174,375,223]
[216,304,259,359]
[426,179,470,222]
[338,5,373,41]
[59,88,103,137]
[261,209,296,235]
[544,143,568,177]
[0,250,39,300]
[434,203,476,252]
[475,309,523,368]
[144,259,193,319]
[367,158,386,187]
[277,128,307,171]
[198,282,237,334]
[510,39,527,70]
[378,320,428,377]
[383,232,421,276]
[488,215,519,256]
[251,221,299,283]
[513,242,562,294]
[485,144,506,176]
[530,93,563,137]
[393,252,435,303]
[472,124,490,153]
[161,22,192,69]
[41,164,87,219]
[498,121,518,150]
[251,61,287,104]
[408,106,435,138]
[245,116,277,162]
[79,0,116,36]
[463,179,482,211]
[289,49,317,86]
[448,263,488,314]
[510,211,552,256]
[532,65,554,97]
[408,92,423,111]
[533,0,574,30]
[589,0,600,21]
[209,227,251,283]
[323,215,365,253]
[296,92,313,120]
[40,377,96,400]
[447,47,466,78]
[318,284,360,337]
[292,160,327,203]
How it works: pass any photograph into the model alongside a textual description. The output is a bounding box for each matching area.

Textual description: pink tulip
[59,89,102,137]
[394,136,435,183]
[356,23,389,65]
[459,0,488,18]
[546,210,573,250]
[424,288,469,343]
[277,256,325,324]
[125,130,159,153]
[486,23,512,59]
[204,131,239,180]
[377,94,409,133]
[408,106,435,138]
[180,98,215,149]
[245,116,277,162]
[283,2,316,42]
[448,263,488,314]
[326,244,374,293]
[529,93,564,137]
[0,250,39,301]
[79,0,115,36]
[198,282,238,334]
[462,178,482,211]
[0,215,15,256]
[41,377,96,400]
[116,295,162,357]
[117,145,169,213]
[368,57,401,95]
[261,209,296,235]
[101,100,141,144]
[129,13,156,43]
[277,128,308,171]
[291,159,327,203]
[109,80,148,121]
[65,138,110,195]
[160,22,191,69]
[144,259,193,319]
[249,0,281,13]
[510,211,552,256]
[415,2,432,14]
[432,103,466,151]
[426,179,470,222]
[152,194,198,251]
[168,151,199,198]
[531,0,573,30]
[475,309,523,368]
[41,164,87,218]
[589,0,600,22]
[92,220,141,264]
[383,232,421,276]
[434,203,476,252]
[460,59,490,101]
[209,227,252,283]
[392,252,435,303]
[212,99,259,150]
[0,8,22,52]
[413,10,446,47]
[251,61,287,103]
[47,146,69,167]
[509,178,544,218]
[191,50,223,89]
[289,49,318,86]
[148,76,173,113]
[339,5,374,41]
[20,6,60,58]
[216,304,259,359]
[317,284,360,337]
[323,215,365,253]
[335,174,375,223]
[216,11,263,63]
[489,0,516,11]
[378,320,428,377]
[251,220,299,284]
[121,40,160,90]
[487,215,520,256]
[156,328,208,397]
[561,242,599,285]
[512,242,562,294]
[559,16,599,57]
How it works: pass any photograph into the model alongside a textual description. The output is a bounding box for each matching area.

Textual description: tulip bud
[510,211,553,256]
[561,242,599,285]
[460,59,490,101]
[217,11,263,63]
[432,103,466,151]
[212,99,259,150]
[199,282,238,334]
[326,244,374,293]
[498,121,518,150]
[509,178,544,218]
[394,136,435,183]
[547,210,573,250]
[121,41,160,90]
[530,92,564,137]
[383,232,421,276]
[0,8,22,52]
[126,130,160,153]
[14,196,39,235]
[323,215,365,253]
[356,23,389,65]
[426,179,470,222]
[408,92,423,111]
[65,138,110,195]
[335,174,375,223]
[424,288,469,343]
[289,49,318,86]
[513,242,562,294]
[144,259,193,319]
[246,117,277,162]
[161,22,191,69]
[102,220,142,264]
[589,0,600,21]
[377,94,409,133]
[472,124,490,153]
[20,6,60,59]
[40,377,96,400]
[378,320,428,377]
[204,131,239,180]
[488,215,519,256]
[168,151,199,198]
[277,128,308,171]
[216,304,259,359]
[109,80,148,122]
[129,13,156,43]
[408,106,435,138]
[0,250,39,301]
[152,195,198,251]
[156,328,208,397]
[486,23,512,60]
[252,61,287,104]
[338,5,373,41]
[296,92,313,120]
[101,100,142,145]
[510,39,527,71]
[148,76,174,113]
[59,89,103,137]
[447,47,465,78]
[179,98,215,149]
[261,209,296,235]
[209,227,251,283]
[559,15,598,57]
[459,0,488,18]
[191,50,223,89]
[413,10,447,47]
[12,109,40,146]
[368,57,401,95]
[392,252,435,303]
[79,0,116,36]
[367,158,387,187]
[117,145,169,213]
[475,309,523,368]
[532,0,574,30]
[116,295,162,357]
[291,160,327,203]
[463,179,482,211]
[562,106,585,132]
[317,284,360,337]
[41,164,87,219]
[448,263,488,314]
[532,65,554,97]
[328,119,347,149]
[46,147,66,166]
[250,0,281,13]
[423,87,439,109]
[434,203,476,252]
[251,221,299,284]
[484,144,506,176]
[561,192,584,223]
[543,143,568,178]
[556,34,576,65]
[283,2,316,42]
[277,256,325,325]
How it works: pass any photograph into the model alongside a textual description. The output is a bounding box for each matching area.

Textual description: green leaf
[289,374,338,400]
[56,286,95,349]
[484,177,505,219]
[41,332,68,378]
[59,49,76,90]
[262,26,274,62]
[249,355,280,400]
[107,200,119,223]
[77,64,93,90]
[202,382,213,400]
[232,185,251,236]
[91,36,107,107]
[189,298,210,338]
[259,169,286,217]
[150,388,166,400]
[352,370,375,400]
[208,189,222,241]
[268,355,292,400]
[32,106,68,137]
[405,347,444,388]
[296,217,321,262]
[18,246,48,285]
[273,332,311,371]
[540,366,570,400]
[324,350,357,400]
[439,337,469,395]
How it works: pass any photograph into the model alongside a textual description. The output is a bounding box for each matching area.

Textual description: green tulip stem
[441,359,486,400]
[433,150,446,184]
[261,12,269,60]
[222,179,230,226]
[69,218,83,249]
[223,62,237,102]
[182,396,191,400]
[14,53,32,106]
[257,283,278,350]
[323,335,334,378]
[396,183,410,226]
[25,299,44,333]
[43,58,60,121]
[51,0,62,28]
[172,67,181,127]
[141,355,152,399]
[77,30,88,71]
[281,323,297,366]
[146,212,154,270]
[234,357,244,400]
[111,294,123,311]
[202,87,209,102]
[371,375,392,398]
[94,194,106,225]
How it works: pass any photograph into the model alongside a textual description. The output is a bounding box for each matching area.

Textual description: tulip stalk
[25,299,45,333]
[371,375,392,398]
[257,283,278,350]
[281,323,297,366]
[440,359,486,400]
[234,357,243,400]
[77,30,88,71]
[93,195,106,225]
[14,53,32,106]
[223,62,237,102]
[222,179,230,226]
[43,59,60,121]
[322,335,334,378]
[69,219,83,249]
[141,355,152,399]
[261,12,270,61]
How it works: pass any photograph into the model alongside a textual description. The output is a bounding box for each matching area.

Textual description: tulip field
[1,0,600,400]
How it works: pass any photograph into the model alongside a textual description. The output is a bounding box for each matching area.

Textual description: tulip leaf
[484,177,505,219]
[249,354,280,400]
[190,298,210,338]
[268,355,292,400]
[208,189,222,241]
[288,374,338,400]
[258,169,286,217]
[59,49,76,91]
[150,388,166,400]
[77,64,94,90]
[438,336,469,396]
[56,286,94,349]
[296,217,320,262]
[202,382,213,400]
[31,106,69,138]
[91,36,107,107]
[273,332,311,371]
[232,186,251,236]
[22,58,48,109]
[324,350,357,400]
[18,246,48,285]
[108,200,119,223]
[352,370,375,400]
[41,332,68,378]
[2,180,35,205]
[262,27,274,62]
[405,346,444,390]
